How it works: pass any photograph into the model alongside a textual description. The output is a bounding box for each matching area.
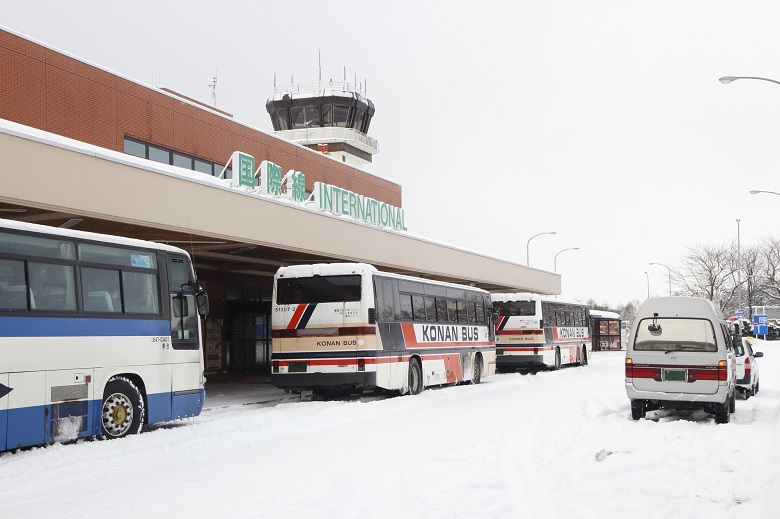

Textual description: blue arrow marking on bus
[0,383,12,400]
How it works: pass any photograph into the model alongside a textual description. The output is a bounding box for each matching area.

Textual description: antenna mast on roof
[209,70,218,107]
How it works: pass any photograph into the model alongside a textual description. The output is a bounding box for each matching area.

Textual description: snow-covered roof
[590,309,621,320]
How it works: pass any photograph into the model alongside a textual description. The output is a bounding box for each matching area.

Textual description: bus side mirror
[491,311,499,324]
[368,308,376,324]
[196,291,209,316]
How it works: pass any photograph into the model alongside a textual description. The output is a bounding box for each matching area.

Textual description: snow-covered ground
[1,343,779,519]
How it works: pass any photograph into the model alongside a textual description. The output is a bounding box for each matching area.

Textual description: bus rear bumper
[271,372,378,392]
[497,354,545,370]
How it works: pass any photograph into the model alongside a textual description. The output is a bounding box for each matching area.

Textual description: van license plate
[664,369,686,382]
[288,362,307,373]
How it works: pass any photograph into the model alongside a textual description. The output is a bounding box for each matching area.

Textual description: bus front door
[0,373,8,451]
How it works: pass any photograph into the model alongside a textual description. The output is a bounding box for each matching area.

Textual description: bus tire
[581,345,588,366]
[101,377,145,439]
[408,358,423,395]
[552,348,561,370]
[472,354,483,385]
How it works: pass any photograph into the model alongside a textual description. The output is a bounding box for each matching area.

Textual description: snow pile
[0,342,778,518]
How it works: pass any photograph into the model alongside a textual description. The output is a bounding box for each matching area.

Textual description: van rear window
[634,318,717,352]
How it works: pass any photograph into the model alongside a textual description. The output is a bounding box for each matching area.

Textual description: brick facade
[0,28,402,206]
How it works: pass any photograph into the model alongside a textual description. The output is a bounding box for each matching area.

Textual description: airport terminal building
[0,26,559,373]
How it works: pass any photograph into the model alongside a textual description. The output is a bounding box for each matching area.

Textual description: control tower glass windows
[304,106,322,127]
[290,107,305,128]
[322,104,333,126]
[275,108,290,130]
[333,105,350,127]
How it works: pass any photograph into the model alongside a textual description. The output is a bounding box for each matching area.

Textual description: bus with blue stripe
[0,218,209,451]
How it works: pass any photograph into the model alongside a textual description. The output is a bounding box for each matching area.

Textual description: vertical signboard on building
[230,151,255,188]
[259,160,283,196]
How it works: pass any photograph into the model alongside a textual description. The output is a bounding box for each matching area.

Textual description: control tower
[266,80,378,167]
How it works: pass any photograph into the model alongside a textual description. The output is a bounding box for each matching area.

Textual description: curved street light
[750,189,780,197]
[648,262,672,297]
[554,247,579,273]
[526,231,556,266]
[719,76,780,87]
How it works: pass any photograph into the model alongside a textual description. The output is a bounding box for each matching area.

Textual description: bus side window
[399,293,413,321]
[0,258,28,310]
[435,298,448,323]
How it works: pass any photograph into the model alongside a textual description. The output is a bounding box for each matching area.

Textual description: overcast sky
[5,1,780,307]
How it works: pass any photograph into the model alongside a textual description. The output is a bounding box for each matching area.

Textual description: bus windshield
[494,300,536,316]
[277,275,361,304]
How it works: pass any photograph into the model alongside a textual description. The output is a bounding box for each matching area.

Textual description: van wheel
[715,401,730,424]
[630,400,646,420]
[729,391,736,413]
[755,379,760,394]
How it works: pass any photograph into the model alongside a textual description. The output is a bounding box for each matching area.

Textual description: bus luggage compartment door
[0,373,8,451]
[45,369,95,444]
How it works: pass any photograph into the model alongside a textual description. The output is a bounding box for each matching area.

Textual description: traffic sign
[754,314,769,336]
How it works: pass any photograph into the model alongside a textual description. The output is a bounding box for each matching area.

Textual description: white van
[625,297,737,423]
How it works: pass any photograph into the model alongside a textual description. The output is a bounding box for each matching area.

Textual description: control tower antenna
[209,70,218,107]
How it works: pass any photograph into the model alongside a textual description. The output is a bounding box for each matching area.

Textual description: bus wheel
[581,346,588,366]
[472,354,483,384]
[408,358,423,395]
[552,348,561,370]
[101,377,145,439]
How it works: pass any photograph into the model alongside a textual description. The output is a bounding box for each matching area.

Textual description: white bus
[492,293,591,372]
[0,218,209,451]
[271,263,496,396]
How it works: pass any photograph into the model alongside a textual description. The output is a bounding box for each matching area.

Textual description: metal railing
[273,80,367,97]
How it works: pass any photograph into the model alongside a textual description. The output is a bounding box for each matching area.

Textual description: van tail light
[687,368,720,382]
[744,357,751,377]
[625,359,661,380]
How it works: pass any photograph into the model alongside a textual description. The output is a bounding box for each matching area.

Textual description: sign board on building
[754,314,769,336]
[313,181,407,231]
[230,151,255,188]
[226,152,407,232]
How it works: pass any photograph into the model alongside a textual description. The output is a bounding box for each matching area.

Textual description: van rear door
[628,317,723,395]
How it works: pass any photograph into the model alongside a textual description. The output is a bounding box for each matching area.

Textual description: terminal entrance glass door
[227,303,271,371]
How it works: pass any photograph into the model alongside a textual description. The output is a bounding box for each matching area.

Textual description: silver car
[735,338,762,398]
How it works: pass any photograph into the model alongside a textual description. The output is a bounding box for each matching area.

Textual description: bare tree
[759,236,780,303]
[674,242,736,313]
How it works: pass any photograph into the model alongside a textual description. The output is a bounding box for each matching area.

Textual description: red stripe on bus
[287,304,308,330]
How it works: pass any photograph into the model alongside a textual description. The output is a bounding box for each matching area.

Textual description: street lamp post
[526,231,557,266]
[644,271,650,299]
[750,189,780,197]
[554,247,579,273]
[648,262,672,296]
[737,219,742,314]
[719,76,780,86]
